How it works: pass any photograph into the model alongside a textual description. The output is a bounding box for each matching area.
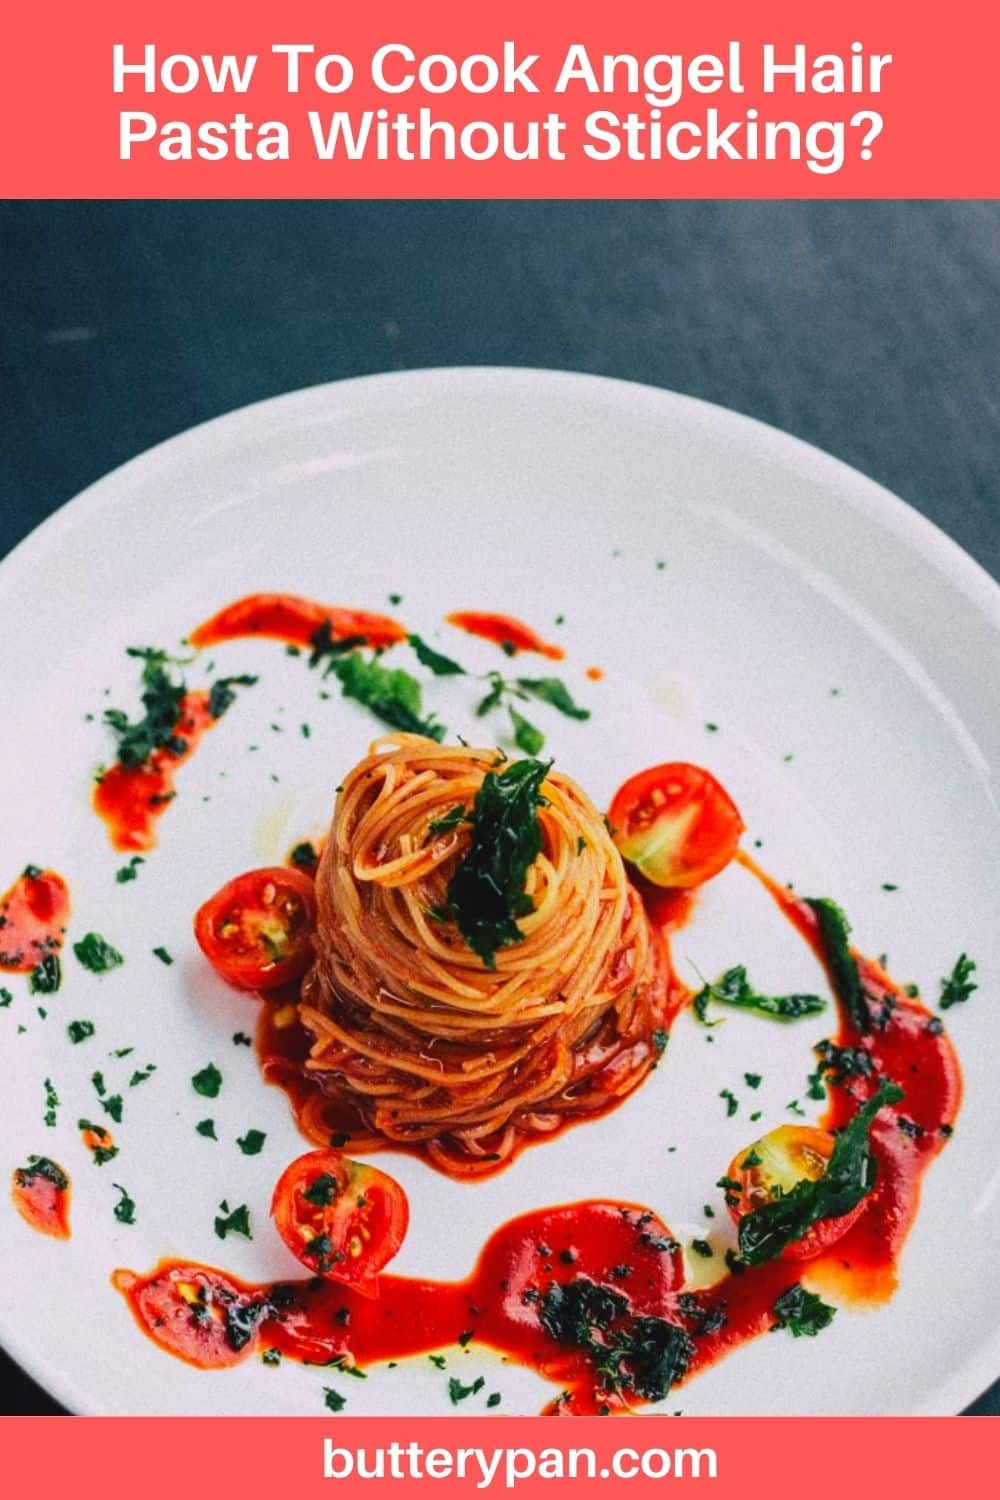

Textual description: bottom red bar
[2,1416,998,1496]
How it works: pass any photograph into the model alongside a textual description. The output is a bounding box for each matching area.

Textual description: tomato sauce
[190,593,406,651]
[0,867,70,974]
[11,1159,71,1240]
[115,1201,688,1413]
[93,691,216,852]
[114,821,961,1408]
[445,611,565,661]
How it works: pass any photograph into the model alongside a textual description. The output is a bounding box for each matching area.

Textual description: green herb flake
[446,757,549,969]
[289,841,318,870]
[30,954,62,994]
[78,1119,118,1165]
[129,1064,156,1087]
[327,650,445,740]
[192,1063,222,1098]
[102,1094,124,1124]
[690,1239,713,1259]
[42,1078,59,1127]
[805,897,869,1034]
[112,1184,137,1225]
[939,954,977,1011]
[772,1284,836,1338]
[428,1353,447,1370]
[487,1391,501,1407]
[323,1388,346,1413]
[214,1201,252,1240]
[237,1129,267,1156]
[509,706,545,755]
[694,966,826,1026]
[652,1028,669,1057]
[209,675,258,719]
[196,1118,217,1139]
[73,933,124,975]
[426,805,467,840]
[720,1089,739,1117]
[103,647,189,768]
[744,1072,762,1089]
[116,856,145,884]
[67,1019,96,1044]
[233,1031,253,1047]
[152,946,173,966]
[408,633,466,677]
[14,1156,68,1191]
[738,1080,904,1266]
[262,1348,281,1366]
[0,987,12,1008]
[516,677,590,721]
[448,1374,486,1404]
[303,1172,339,1207]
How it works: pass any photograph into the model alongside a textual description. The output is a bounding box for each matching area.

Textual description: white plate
[1,369,998,1418]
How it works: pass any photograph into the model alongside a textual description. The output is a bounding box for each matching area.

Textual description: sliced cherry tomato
[271,1149,409,1294]
[724,1123,866,1261]
[608,762,743,888]
[194,866,317,992]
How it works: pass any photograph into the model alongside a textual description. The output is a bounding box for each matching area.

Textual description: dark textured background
[1,200,998,1414]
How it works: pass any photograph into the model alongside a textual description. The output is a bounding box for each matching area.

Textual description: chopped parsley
[0,987,12,1007]
[15,1156,68,1191]
[444,757,549,968]
[448,1375,485,1404]
[196,1119,217,1138]
[509,706,544,755]
[112,1184,137,1225]
[487,1391,501,1407]
[326,650,445,740]
[103,647,187,768]
[426,804,468,839]
[408,634,466,676]
[772,1284,836,1338]
[78,1119,118,1165]
[208,674,258,719]
[939,954,977,1011]
[690,1239,713,1259]
[30,954,62,994]
[102,1094,124,1124]
[261,1348,281,1367]
[289,841,318,870]
[192,1063,222,1098]
[428,1353,447,1370]
[652,1028,669,1057]
[737,1080,904,1265]
[694,966,825,1026]
[116,856,145,883]
[67,1019,95,1044]
[303,1172,339,1207]
[152,946,173,965]
[233,1031,253,1047]
[719,1089,739,1117]
[236,1129,267,1156]
[516,677,590,720]
[129,1064,156,1086]
[744,1072,762,1089]
[323,1388,346,1412]
[214,1200,252,1240]
[43,1077,59,1127]
[539,1277,694,1402]
[73,932,124,974]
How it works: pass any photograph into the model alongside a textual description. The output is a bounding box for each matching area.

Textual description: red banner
[1,1415,998,1495]
[1,0,997,197]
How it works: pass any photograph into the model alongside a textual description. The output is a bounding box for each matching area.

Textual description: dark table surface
[2,200,998,1416]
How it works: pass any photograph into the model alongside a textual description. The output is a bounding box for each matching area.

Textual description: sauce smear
[446,611,565,661]
[94,691,216,852]
[12,1158,71,1240]
[0,867,70,974]
[190,593,405,652]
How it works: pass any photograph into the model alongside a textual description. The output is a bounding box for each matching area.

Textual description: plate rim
[2,365,998,1418]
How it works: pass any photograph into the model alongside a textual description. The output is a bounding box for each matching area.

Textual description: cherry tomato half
[608,763,744,889]
[194,866,317,992]
[724,1123,866,1261]
[271,1149,409,1295]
